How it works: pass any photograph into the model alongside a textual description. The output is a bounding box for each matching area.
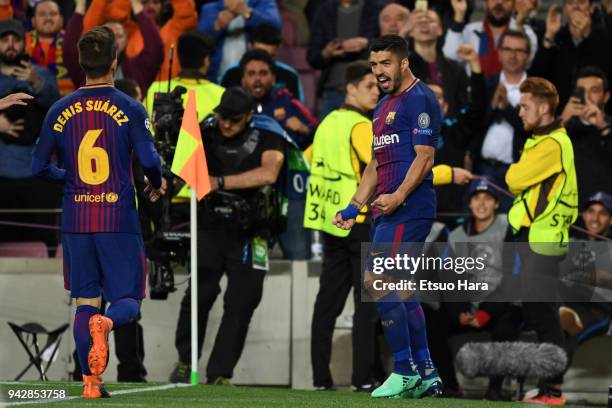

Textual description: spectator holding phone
[562,66,612,206]
[0,18,59,174]
[0,19,60,247]
[529,0,612,111]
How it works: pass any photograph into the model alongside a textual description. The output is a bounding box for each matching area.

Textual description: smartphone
[415,0,428,12]
[15,53,30,66]
[572,86,585,104]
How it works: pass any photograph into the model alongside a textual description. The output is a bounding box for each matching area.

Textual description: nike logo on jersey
[373,133,399,150]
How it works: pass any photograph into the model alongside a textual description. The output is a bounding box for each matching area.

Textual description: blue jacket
[219,60,305,103]
[0,65,59,178]
[256,88,317,150]
[199,0,281,80]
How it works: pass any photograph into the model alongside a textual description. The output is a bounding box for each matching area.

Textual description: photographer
[0,18,60,246]
[561,66,612,206]
[170,87,285,384]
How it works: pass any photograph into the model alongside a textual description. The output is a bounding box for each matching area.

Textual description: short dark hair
[345,60,373,88]
[499,29,531,54]
[369,35,408,60]
[573,66,609,92]
[248,23,281,46]
[78,27,117,79]
[177,31,215,70]
[115,78,140,99]
[33,0,60,15]
[239,49,276,78]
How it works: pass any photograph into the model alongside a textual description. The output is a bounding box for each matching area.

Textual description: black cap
[0,19,25,39]
[585,191,612,213]
[213,87,253,119]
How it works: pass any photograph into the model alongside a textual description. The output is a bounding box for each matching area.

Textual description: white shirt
[480,72,527,164]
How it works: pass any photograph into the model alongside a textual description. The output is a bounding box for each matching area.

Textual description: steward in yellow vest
[506,93,578,256]
[504,77,577,404]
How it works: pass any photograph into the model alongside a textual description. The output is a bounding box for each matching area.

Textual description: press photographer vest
[448,215,508,298]
[508,128,578,255]
[304,109,369,237]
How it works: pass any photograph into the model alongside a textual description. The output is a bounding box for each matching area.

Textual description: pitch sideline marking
[2,383,193,406]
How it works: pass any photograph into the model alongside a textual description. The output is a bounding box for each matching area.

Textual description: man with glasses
[169,87,286,385]
[443,0,537,78]
[471,30,531,211]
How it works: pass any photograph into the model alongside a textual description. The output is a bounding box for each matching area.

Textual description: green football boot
[370,372,422,398]
[406,372,444,399]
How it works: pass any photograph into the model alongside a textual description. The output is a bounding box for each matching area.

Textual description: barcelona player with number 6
[32,27,166,398]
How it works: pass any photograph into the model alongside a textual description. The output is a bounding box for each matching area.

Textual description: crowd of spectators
[0,0,611,396]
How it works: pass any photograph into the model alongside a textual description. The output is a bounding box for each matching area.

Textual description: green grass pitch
[0,381,596,407]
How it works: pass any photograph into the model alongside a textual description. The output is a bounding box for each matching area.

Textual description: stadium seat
[0,241,49,258]
[55,243,63,259]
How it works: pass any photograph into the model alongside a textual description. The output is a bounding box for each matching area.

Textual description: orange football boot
[88,314,113,376]
[82,374,110,399]
[525,392,566,406]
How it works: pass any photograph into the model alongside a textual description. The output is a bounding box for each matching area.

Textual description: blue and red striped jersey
[372,79,441,222]
[33,84,161,233]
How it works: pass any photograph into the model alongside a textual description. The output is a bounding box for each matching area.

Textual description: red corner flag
[170,90,210,200]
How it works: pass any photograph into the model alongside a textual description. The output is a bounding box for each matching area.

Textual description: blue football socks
[105,298,140,329]
[74,305,99,376]
[376,293,417,376]
[404,301,435,377]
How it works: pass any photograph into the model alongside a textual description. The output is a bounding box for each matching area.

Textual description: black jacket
[566,116,612,207]
[409,50,469,118]
[306,0,382,95]
[436,72,486,216]
[529,26,612,112]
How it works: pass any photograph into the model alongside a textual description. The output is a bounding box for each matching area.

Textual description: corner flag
[170,89,209,385]
[171,89,210,200]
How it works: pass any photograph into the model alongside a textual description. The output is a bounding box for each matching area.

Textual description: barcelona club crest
[385,111,396,125]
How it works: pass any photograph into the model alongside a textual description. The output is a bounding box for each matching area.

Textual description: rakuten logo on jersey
[373,133,399,150]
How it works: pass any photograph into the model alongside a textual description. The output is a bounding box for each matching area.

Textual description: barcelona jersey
[372,79,441,222]
[33,84,161,233]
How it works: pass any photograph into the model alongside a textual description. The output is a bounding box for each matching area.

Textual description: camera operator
[146,31,225,201]
[0,18,60,247]
[170,87,285,385]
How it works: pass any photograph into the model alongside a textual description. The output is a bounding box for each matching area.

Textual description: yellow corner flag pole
[170,89,211,385]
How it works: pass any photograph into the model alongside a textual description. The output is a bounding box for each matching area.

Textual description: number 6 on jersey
[78,129,109,185]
